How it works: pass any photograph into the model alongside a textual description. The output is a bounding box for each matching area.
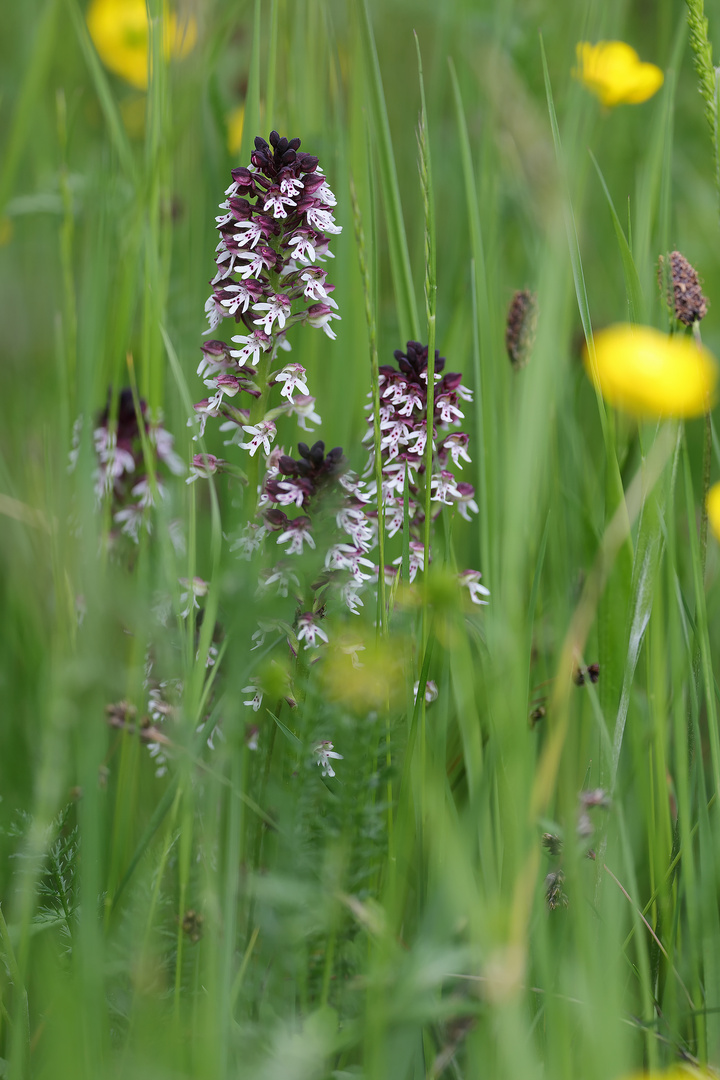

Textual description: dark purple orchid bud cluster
[70,388,185,543]
[191,131,341,461]
[362,341,484,592]
[234,439,375,637]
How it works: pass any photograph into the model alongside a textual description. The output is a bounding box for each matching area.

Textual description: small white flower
[276,479,308,508]
[313,740,342,777]
[287,233,316,264]
[240,420,277,457]
[296,613,329,650]
[230,330,272,367]
[277,518,315,555]
[306,302,341,339]
[336,506,374,549]
[337,638,366,668]
[414,679,438,705]
[250,618,275,650]
[435,394,464,424]
[259,563,301,598]
[199,721,224,749]
[204,294,224,332]
[199,644,219,669]
[340,579,364,614]
[324,544,375,583]
[235,250,268,279]
[188,397,222,441]
[230,522,268,558]
[430,471,461,505]
[442,433,472,469]
[305,206,342,234]
[242,684,264,711]
[147,742,169,778]
[300,269,329,302]
[384,499,406,538]
[233,219,265,248]
[280,176,305,198]
[392,540,426,583]
[219,282,255,316]
[114,503,145,541]
[263,188,297,218]
[458,569,490,606]
[316,181,337,207]
[178,576,208,618]
[274,363,309,402]
[405,424,428,457]
[284,394,322,431]
[253,294,291,335]
[455,487,479,521]
[131,478,161,508]
[397,386,425,416]
[186,453,222,484]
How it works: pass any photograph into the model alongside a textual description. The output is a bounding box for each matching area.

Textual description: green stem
[0,904,29,1080]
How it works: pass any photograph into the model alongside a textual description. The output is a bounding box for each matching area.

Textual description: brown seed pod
[658,251,708,326]
[505,289,538,369]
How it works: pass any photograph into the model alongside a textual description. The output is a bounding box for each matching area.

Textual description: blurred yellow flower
[707,482,720,544]
[227,104,245,157]
[583,324,718,419]
[619,1070,715,1080]
[575,41,664,107]
[86,0,197,90]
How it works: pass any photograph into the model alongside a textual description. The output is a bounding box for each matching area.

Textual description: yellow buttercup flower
[227,104,245,157]
[575,41,664,107]
[619,1070,715,1080]
[583,324,718,419]
[86,0,197,91]
[707,482,720,544]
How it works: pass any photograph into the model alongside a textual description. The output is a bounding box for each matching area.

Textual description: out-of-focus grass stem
[350,175,386,634]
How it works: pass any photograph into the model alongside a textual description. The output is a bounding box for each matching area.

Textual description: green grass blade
[589,151,645,323]
[0,0,62,214]
[356,0,419,342]
[65,0,136,182]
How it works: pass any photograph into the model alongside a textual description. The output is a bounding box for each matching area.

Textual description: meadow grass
[2,0,720,1078]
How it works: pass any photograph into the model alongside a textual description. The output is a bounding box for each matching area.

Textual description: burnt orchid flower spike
[198,132,341,459]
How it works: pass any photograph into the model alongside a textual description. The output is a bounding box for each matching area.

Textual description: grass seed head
[658,251,708,326]
[505,289,538,370]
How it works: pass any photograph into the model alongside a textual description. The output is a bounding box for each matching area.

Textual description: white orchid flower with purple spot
[297,614,329,650]
[313,740,342,776]
[274,363,309,401]
[240,420,276,457]
[253,294,291,335]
